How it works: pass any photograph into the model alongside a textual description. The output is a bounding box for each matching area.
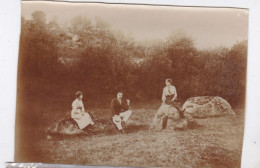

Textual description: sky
[21,1,248,50]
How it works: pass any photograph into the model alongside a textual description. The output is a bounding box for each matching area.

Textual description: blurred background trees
[18,11,247,110]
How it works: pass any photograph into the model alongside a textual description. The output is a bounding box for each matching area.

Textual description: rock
[150,104,196,131]
[149,105,178,130]
[56,118,84,135]
[182,96,235,118]
[167,106,180,120]
[46,118,116,135]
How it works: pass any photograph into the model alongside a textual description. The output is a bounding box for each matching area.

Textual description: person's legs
[162,116,168,129]
[168,106,179,120]
[87,111,97,123]
[82,112,95,126]
[171,102,185,118]
[151,104,169,130]
[119,110,132,122]
[171,102,182,111]
[112,115,123,130]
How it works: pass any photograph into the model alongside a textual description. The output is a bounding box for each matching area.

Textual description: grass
[16,99,244,168]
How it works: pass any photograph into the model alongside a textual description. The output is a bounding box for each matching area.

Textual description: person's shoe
[162,116,168,129]
[119,129,125,134]
[83,125,96,134]
[83,129,94,135]
[88,127,96,133]
[121,121,127,130]
[179,110,185,119]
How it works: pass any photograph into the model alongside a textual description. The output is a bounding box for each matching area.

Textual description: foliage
[18,11,247,110]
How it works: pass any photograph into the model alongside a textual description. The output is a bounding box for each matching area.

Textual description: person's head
[165,79,172,86]
[117,91,123,100]
[75,91,83,100]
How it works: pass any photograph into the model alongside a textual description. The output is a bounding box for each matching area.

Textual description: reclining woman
[71,91,95,133]
[151,79,183,130]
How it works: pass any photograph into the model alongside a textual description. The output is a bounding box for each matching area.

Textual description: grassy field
[16,100,244,168]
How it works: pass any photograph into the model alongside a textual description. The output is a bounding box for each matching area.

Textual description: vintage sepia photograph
[15,1,248,167]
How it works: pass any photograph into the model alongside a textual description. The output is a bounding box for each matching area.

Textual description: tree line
[18,11,247,109]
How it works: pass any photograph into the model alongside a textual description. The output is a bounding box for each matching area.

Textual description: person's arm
[123,99,129,111]
[81,101,85,113]
[172,86,177,101]
[111,99,117,116]
[126,99,130,106]
[162,88,166,103]
[71,101,77,118]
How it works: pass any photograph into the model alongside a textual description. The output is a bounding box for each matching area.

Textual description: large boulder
[182,96,235,118]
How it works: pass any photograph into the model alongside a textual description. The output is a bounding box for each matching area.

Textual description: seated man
[110,91,132,133]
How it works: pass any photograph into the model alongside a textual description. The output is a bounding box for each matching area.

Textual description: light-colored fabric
[162,85,177,102]
[71,99,85,117]
[71,99,94,129]
[112,110,132,130]
[119,110,132,122]
[112,115,123,130]
[74,112,94,129]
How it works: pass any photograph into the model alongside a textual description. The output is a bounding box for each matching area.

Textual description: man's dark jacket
[111,98,129,116]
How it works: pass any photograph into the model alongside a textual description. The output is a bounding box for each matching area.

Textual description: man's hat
[113,115,121,122]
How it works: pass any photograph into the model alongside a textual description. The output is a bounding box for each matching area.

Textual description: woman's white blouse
[162,85,177,102]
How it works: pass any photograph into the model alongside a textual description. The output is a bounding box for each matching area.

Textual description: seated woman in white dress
[71,91,95,131]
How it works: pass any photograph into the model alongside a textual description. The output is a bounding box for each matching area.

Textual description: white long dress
[71,99,94,129]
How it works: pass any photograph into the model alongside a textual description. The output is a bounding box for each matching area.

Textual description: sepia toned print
[16,1,248,167]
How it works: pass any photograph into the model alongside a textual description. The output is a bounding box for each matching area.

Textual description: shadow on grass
[187,120,204,130]
[125,124,149,134]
